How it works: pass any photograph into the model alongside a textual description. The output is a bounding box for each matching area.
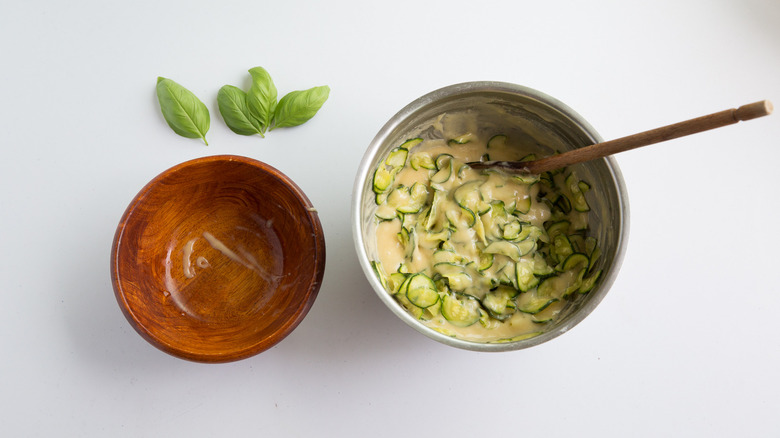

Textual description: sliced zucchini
[504,200,518,215]
[430,156,452,183]
[561,252,589,272]
[445,271,473,291]
[433,263,472,291]
[453,180,483,212]
[536,276,557,298]
[514,224,542,243]
[578,269,602,293]
[420,298,442,320]
[513,195,532,215]
[371,261,388,290]
[481,287,516,320]
[501,219,523,240]
[406,274,440,308]
[410,152,436,170]
[563,269,586,298]
[531,252,555,276]
[401,211,416,230]
[433,249,463,265]
[515,239,537,258]
[496,260,517,287]
[434,262,464,275]
[423,227,451,245]
[531,317,553,324]
[490,200,507,218]
[402,227,417,260]
[477,252,494,271]
[514,173,540,185]
[519,153,536,162]
[425,189,445,230]
[566,173,590,212]
[568,233,585,254]
[383,186,408,212]
[474,215,488,246]
[530,300,564,323]
[448,133,474,145]
[483,240,536,262]
[490,332,543,343]
[387,272,407,293]
[441,293,481,327]
[537,270,583,299]
[445,204,476,228]
[516,294,559,314]
[372,165,394,194]
[397,226,410,246]
[476,199,491,215]
[487,134,507,149]
[385,147,408,168]
[554,193,572,214]
[515,258,540,292]
[539,172,555,190]
[396,182,428,214]
[439,240,456,252]
[457,163,470,179]
[400,138,423,150]
[479,308,499,329]
[552,233,574,263]
[394,292,424,319]
[586,236,602,271]
[483,240,522,261]
[375,203,398,221]
[435,153,454,169]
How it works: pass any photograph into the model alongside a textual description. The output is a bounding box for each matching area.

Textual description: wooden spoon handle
[477,100,773,174]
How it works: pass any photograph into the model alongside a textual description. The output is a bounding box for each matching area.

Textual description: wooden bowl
[111,155,325,363]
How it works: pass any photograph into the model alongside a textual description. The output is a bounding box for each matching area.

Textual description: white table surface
[2,0,779,436]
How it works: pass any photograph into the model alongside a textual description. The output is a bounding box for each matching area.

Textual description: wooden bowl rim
[110,154,326,363]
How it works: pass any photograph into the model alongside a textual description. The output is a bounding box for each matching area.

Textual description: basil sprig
[272,86,330,130]
[218,67,329,137]
[217,85,263,136]
[156,77,210,145]
[156,67,328,144]
[246,67,278,133]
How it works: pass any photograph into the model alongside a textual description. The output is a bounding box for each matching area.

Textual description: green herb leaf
[217,85,263,136]
[272,85,330,130]
[155,77,210,145]
[246,67,277,134]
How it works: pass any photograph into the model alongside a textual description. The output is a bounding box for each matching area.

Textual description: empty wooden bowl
[111,155,325,363]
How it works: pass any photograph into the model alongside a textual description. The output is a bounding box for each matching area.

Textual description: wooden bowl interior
[112,156,324,362]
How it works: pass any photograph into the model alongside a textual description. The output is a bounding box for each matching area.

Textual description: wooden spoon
[468,100,773,174]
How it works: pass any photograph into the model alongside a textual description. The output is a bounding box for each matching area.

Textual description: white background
[2,0,779,436]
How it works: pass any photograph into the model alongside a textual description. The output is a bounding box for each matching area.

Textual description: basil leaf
[217,85,263,136]
[246,67,277,133]
[155,77,210,145]
[272,85,330,130]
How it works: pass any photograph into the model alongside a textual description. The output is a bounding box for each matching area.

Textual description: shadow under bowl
[111,155,325,363]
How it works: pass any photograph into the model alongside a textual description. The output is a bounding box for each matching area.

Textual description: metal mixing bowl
[352,82,629,351]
